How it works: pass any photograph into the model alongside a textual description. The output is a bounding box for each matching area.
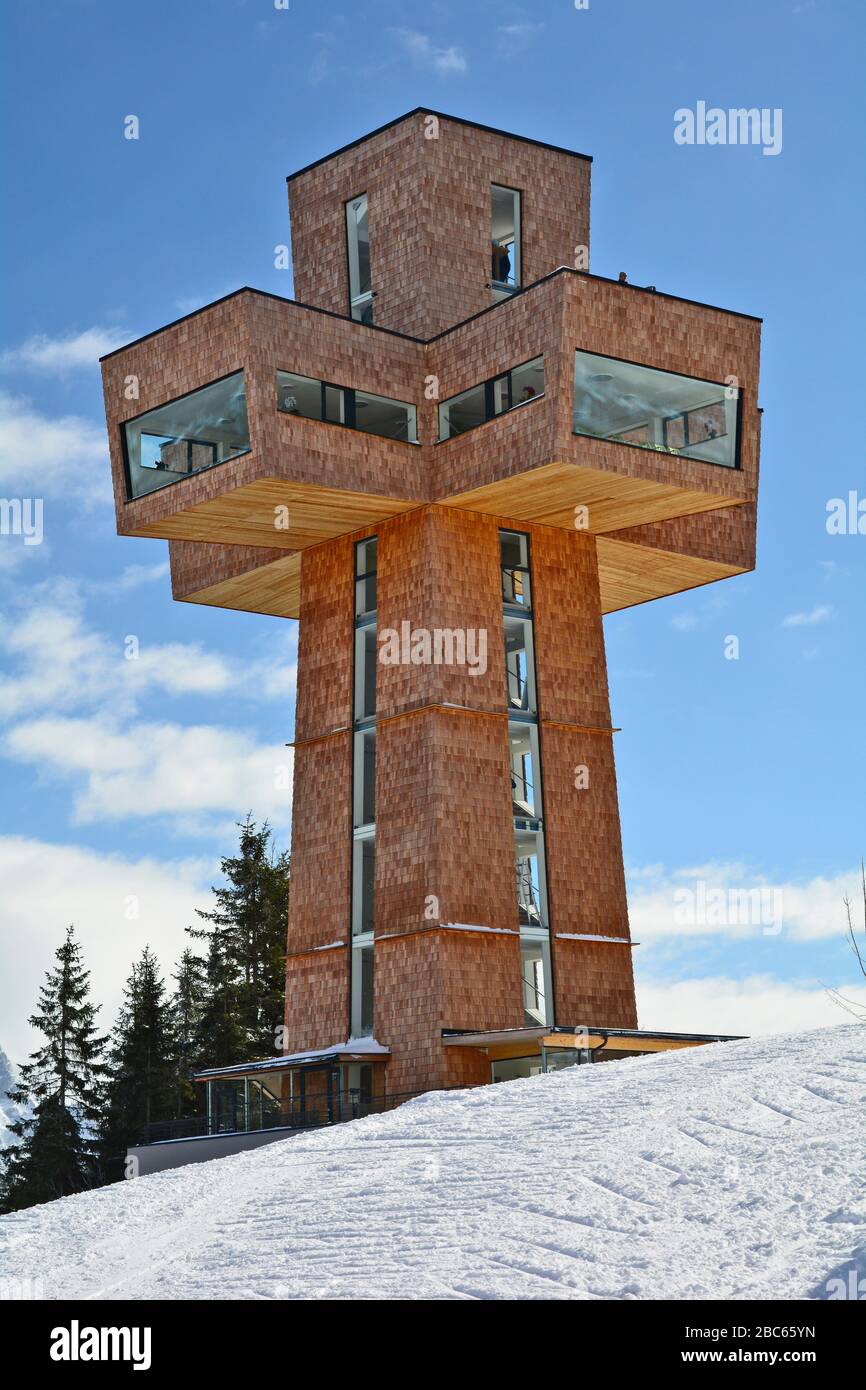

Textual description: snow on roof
[555,932,635,945]
[192,1037,390,1079]
[4,1024,864,1301]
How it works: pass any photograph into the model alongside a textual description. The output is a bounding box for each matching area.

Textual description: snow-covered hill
[0,1025,863,1300]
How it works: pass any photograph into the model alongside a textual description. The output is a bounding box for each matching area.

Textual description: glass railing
[123,371,250,499]
[573,349,739,468]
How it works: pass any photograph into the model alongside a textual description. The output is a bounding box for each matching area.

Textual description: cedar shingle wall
[289,112,591,339]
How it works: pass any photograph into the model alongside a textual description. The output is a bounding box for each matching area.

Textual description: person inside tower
[520,385,537,403]
[492,240,511,283]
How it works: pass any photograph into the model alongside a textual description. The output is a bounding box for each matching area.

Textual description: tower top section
[287,108,592,339]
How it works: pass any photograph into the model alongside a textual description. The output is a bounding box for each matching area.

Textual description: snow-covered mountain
[0,1024,863,1300]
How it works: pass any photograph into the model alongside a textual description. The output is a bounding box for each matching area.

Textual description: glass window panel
[355,537,378,578]
[354,390,417,443]
[501,566,531,607]
[350,942,374,1037]
[276,370,323,420]
[353,728,376,828]
[504,615,537,713]
[124,372,249,499]
[355,571,377,616]
[509,720,542,820]
[324,384,346,424]
[515,829,548,930]
[500,531,529,570]
[573,349,738,468]
[346,193,371,297]
[491,1056,544,1082]
[354,625,377,721]
[492,374,511,415]
[520,935,552,1026]
[500,530,531,608]
[491,185,521,289]
[510,356,545,408]
[438,383,487,440]
[355,537,378,616]
[211,1079,247,1134]
[501,565,531,607]
[346,193,373,323]
[352,839,376,939]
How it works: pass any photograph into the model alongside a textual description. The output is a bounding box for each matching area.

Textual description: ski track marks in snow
[0,1024,864,1301]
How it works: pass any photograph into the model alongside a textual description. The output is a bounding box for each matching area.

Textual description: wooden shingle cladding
[108,269,761,619]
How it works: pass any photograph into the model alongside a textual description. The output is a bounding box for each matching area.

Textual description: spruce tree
[0,926,106,1213]
[98,946,174,1181]
[168,947,207,1117]
[188,816,289,1064]
[190,927,249,1071]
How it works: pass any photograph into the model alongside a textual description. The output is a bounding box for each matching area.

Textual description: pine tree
[188,816,290,1065]
[98,947,174,1182]
[0,926,106,1213]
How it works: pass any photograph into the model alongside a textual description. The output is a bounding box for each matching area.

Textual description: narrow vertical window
[346,193,373,323]
[351,537,378,1038]
[500,530,552,1026]
[491,185,521,297]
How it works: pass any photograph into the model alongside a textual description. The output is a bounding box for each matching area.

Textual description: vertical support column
[531,527,638,1028]
[372,507,524,1094]
[283,536,354,1052]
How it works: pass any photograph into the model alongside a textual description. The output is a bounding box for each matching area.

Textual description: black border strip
[99,287,424,362]
[99,269,761,366]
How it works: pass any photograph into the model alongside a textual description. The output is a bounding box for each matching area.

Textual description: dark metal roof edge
[98,286,425,362]
[442,1025,748,1043]
[427,266,762,339]
[191,1047,390,1080]
[99,268,761,366]
[285,107,593,183]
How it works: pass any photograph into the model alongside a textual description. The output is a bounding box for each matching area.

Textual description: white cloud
[87,560,171,595]
[0,585,296,720]
[628,861,858,942]
[496,21,545,56]
[389,28,467,75]
[4,715,292,829]
[0,327,131,375]
[635,971,866,1037]
[782,605,833,628]
[309,53,329,85]
[0,540,51,576]
[670,613,699,631]
[0,586,297,831]
[0,390,111,504]
[0,836,214,1062]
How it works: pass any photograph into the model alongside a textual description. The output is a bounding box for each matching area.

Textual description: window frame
[120,368,252,502]
[277,369,418,445]
[344,191,373,324]
[572,346,743,472]
[490,183,523,295]
[437,355,545,442]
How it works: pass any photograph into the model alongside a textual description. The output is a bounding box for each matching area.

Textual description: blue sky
[1,0,864,1061]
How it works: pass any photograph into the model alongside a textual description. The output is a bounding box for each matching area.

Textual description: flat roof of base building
[443,1025,745,1052]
